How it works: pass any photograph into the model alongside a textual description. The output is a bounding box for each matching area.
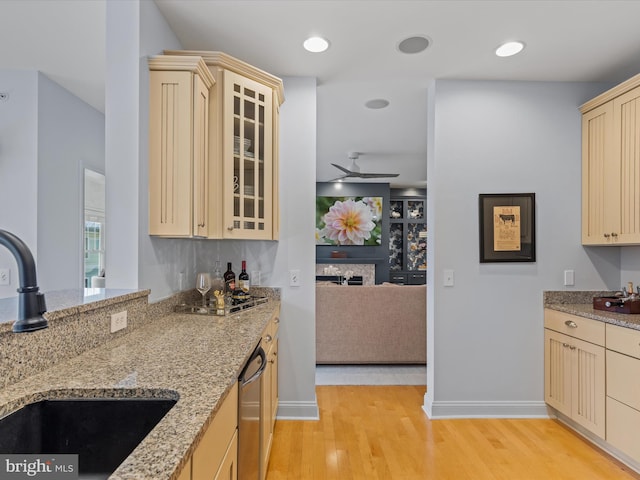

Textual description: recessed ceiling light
[397,35,430,54]
[495,41,525,57]
[365,99,390,109]
[303,36,330,53]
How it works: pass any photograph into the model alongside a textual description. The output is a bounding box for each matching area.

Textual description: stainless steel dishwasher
[238,341,266,480]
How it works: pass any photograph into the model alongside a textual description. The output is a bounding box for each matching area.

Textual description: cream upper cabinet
[581,73,640,245]
[165,50,284,240]
[148,56,215,238]
[543,309,605,437]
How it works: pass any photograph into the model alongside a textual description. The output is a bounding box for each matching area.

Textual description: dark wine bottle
[224,262,235,295]
[238,260,250,297]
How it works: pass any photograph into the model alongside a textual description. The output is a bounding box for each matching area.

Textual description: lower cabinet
[179,382,239,480]
[605,323,640,463]
[260,312,279,480]
[543,309,605,438]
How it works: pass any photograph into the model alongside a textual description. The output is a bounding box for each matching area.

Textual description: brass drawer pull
[564,320,578,328]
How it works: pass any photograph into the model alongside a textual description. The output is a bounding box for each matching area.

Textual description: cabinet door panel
[544,329,572,416]
[193,74,210,237]
[582,102,615,244]
[613,87,640,244]
[223,70,273,240]
[149,70,194,236]
[571,336,605,437]
[214,430,238,480]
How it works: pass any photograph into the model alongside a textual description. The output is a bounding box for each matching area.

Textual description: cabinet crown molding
[580,71,640,113]
[148,55,216,89]
[163,49,285,105]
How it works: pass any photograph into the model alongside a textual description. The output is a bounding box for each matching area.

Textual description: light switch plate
[289,269,301,287]
[564,270,575,286]
[443,269,454,287]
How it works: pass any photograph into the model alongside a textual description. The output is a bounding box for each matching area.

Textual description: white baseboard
[275,400,320,420]
[424,398,550,419]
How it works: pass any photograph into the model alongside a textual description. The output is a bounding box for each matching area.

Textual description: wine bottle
[224,262,235,296]
[238,260,250,297]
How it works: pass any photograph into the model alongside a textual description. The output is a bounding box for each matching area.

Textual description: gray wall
[425,79,622,418]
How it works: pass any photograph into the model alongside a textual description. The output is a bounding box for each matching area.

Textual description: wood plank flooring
[267,386,640,480]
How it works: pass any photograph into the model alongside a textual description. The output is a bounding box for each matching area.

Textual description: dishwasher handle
[241,346,266,387]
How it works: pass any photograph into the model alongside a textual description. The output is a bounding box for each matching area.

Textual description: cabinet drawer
[607,396,640,463]
[192,382,238,479]
[606,323,640,359]
[606,349,640,410]
[544,309,605,345]
[408,272,426,285]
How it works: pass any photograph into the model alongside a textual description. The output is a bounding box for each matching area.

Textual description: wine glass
[196,272,211,310]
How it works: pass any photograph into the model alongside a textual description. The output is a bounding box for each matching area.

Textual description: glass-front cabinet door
[224,70,273,239]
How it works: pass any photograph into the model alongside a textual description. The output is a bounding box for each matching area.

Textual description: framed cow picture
[479,193,536,263]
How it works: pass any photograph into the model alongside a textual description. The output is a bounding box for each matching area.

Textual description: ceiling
[3,1,640,187]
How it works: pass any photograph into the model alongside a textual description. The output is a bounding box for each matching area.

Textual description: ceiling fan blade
[331,163,353,175]
[328,175,347,182]
[358,172,400,178]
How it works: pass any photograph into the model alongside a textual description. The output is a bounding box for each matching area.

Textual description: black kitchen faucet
[0,229,47,332]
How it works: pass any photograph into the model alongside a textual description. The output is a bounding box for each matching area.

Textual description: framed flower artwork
[315,196,383,246]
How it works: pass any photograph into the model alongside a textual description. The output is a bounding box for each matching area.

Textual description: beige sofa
[316,283,426,364]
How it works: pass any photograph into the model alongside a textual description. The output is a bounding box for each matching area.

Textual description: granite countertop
[0,288,151,332]
[0,299,280,480]
[544,290,640,331]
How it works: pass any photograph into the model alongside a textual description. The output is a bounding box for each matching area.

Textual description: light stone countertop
[0,299,280,480]
[544,290,640,331]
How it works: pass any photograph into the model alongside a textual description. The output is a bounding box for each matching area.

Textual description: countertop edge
[545,303,640,331]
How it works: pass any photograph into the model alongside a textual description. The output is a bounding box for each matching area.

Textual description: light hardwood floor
[267,385,640,480]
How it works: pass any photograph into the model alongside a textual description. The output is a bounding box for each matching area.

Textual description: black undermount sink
[0,398,176,479]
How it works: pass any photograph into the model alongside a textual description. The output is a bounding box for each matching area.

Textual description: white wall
[0,70,104,299]
[425,80,620,418]
[107,2,319,417]
[37,73,105,292]
[106,0,194,298]
[0,70,38,299]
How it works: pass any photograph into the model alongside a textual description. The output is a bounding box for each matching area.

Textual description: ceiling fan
[330,152,399,181]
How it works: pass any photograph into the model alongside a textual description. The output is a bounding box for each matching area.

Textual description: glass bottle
[224,262,236,296]
[238,260,250,298]
[210,261,224,305]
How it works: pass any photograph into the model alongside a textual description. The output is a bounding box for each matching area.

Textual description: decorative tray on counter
[174,296,269,316]
[593,296,640,314]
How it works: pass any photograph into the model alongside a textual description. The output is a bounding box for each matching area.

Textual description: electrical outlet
[0,268,9,286]
[251,270,261,286]
[110,311,127,333]
[289,269,301,287]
